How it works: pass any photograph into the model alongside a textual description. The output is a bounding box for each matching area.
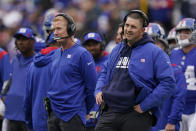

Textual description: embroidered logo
[140,58,145,63]
[67,54,71,58]
[87,62,93,66]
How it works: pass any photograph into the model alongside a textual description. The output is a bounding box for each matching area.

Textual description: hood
[34,47,58,67]
[131,33,154,48]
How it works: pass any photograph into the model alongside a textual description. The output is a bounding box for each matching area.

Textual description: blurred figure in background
[170,18,196,131]
[105,23,125,53]
[82,32,109,131]
[146,23,187,131]
[24,33,59,131]
[42,8,58,42]
[145,22,169,52]
[0,47,11,131]
[115,23,124,44]
[167,27,178,51]
[3,27,35,131]
[33,31,46,53]
[188,28,196,131]
[148,0,174,32]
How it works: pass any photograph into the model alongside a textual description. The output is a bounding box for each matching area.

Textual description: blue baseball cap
[83,32,102,43]
[14,27,34,39]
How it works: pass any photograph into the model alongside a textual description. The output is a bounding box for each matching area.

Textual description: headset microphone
[54,36,70,40]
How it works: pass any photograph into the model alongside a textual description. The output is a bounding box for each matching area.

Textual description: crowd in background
[0,0,196,52]
[0,0,196,131]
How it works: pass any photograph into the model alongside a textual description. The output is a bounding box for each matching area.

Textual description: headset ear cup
[71,24,76,35]
[67,24,76,36]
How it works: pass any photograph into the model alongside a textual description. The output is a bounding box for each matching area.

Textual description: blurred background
[0,0,196,50]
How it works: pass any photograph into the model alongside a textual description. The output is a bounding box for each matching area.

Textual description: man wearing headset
[95,10,175,131]
[47,13,97,131]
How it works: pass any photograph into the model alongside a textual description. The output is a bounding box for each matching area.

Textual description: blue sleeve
[168,66,187,124]
[94,61,107,96]
[1,54,11,81]
[140,51,176,112]
[80,51,97,114]
[24,64,33,130]
[95,45,119,96]
[0,53,11,91]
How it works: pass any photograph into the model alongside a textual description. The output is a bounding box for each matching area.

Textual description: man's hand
[165,123,175,131]
[96,92,103,105]
[1,96,5,103]
[133,104,143,113]
[86,114,91,121]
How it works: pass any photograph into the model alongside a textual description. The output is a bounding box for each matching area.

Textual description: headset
[54,13,76,40]
[122,10,149,31]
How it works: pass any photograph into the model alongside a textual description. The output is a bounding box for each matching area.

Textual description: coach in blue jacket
[4,27,35,131]
[95,10,175,131]
[47,13,97,131]
[24,33,59,131]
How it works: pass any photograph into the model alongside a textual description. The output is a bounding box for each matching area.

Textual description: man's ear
[140,27,145,36]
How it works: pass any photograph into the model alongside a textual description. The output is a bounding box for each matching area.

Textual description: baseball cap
[84,32,102,43]
[14,27,34,39]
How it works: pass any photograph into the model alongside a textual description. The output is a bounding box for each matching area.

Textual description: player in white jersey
[170,18,196,131]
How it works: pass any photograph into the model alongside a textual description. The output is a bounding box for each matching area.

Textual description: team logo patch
[140,58,145,63]
[67,54,71,58]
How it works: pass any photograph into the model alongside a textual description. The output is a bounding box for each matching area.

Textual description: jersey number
[185,65,196,90]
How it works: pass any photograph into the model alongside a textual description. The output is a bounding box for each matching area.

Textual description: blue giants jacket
[95,33,176,123]
[24,47,58,131]
[47,43,97,124]
[152,64,186,131]
[0,48,11,92]
[5,54,34,121]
